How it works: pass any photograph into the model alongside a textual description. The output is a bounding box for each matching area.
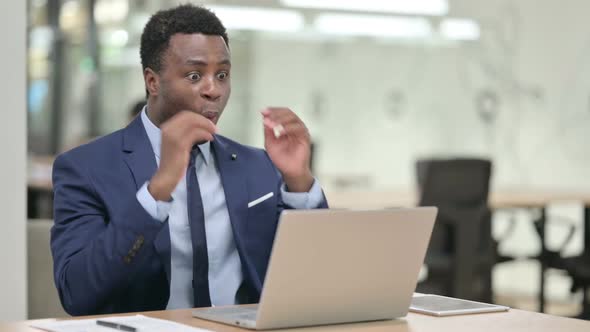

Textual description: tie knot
[188,146,200,168]
[191,145,200,156]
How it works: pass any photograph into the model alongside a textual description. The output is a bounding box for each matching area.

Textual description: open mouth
[202,111,219,121]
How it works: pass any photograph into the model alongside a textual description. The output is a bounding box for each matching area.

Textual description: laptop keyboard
[200,305,259,320]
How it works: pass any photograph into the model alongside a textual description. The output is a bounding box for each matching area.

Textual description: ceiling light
[207,5,304,32]
[314,13,433,39]
[281,0,448,16]
[440,18,480,41]
[95,0,129,25]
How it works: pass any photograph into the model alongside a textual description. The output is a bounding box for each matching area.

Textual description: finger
[262,118,285,139]
[188,128,215,146]
[261,107,299,124]
[177,110,218,134]
[281,122,309,138]
[261,109,305,139]
[262,116,277,130]
[266,110,297,124]
[263,123,278,143]
[182,119,217,139]
[189,114,218,134]
[278,116,306,129]
[195,119,218,135]
[171,120,215,147]
[263,119,309,138]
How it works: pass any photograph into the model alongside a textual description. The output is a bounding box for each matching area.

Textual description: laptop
[192,207,437,330]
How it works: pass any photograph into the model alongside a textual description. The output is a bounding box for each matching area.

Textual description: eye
[217,71,229,80]
[186,72,201,81]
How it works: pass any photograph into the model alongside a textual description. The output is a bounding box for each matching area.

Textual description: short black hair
[140,4,229,75]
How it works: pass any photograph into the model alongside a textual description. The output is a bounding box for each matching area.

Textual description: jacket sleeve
[50,153,164,316]
[263,151,329,211]
[280,178,328,209]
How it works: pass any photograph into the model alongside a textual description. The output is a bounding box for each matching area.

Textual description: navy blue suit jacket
[51,116,328,316]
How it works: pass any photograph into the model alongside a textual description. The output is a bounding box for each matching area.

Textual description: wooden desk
[326,189,590,313]
[3,307,589,332]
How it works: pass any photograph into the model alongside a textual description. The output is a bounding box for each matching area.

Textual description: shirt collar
[140,107,212,165]
[197,142,212,165]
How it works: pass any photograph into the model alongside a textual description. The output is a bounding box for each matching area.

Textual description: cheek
[167,82,197,102]
[222,84,231,102]
[161,86,193,114]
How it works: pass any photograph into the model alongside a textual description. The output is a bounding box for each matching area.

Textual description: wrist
[148,174,174,201]
[283,170,314,193]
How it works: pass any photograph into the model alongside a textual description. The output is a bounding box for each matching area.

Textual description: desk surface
[325,189,590,210]
[3,307,589,332]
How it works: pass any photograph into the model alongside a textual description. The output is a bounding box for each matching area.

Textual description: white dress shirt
[135,108,324,308]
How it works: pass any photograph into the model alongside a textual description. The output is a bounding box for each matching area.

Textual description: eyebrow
[185,59,231,66]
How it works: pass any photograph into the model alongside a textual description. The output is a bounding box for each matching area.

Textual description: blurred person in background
[128,99,146,123]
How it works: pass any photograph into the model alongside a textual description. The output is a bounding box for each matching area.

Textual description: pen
[96,319,137,332]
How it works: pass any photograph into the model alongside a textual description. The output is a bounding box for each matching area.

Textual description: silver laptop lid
[255,207,437,330]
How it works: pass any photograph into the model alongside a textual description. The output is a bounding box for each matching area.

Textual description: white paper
[30,314,212,332]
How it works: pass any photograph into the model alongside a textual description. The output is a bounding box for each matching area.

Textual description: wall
[243,0,590,192]
[240,0,590,301]
[0,0,27,321]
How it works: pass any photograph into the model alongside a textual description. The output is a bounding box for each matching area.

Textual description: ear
[144,68,160,96]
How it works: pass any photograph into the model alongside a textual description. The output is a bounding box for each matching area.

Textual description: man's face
[154,33,231,125]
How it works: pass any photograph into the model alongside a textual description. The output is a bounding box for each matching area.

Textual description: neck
[146,99,164,128]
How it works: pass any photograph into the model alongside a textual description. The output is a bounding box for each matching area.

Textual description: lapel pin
[231,153,237,160]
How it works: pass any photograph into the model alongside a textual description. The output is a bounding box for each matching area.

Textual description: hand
[262,107,314,192]
[148,111,217,201]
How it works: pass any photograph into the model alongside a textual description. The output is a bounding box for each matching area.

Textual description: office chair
[522,207,578,313]
[562,253,590,319]
[529,208,577,270]
[415,158,494,302]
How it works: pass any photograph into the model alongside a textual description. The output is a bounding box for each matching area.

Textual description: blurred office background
[4,0,588,321]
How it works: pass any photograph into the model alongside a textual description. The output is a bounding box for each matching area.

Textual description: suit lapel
[212,137,264,289]
[122,116,171,283]
[122,116,158,190]
[211,137,248,239]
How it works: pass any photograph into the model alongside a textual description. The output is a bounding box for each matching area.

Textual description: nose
[200,76,221,102]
